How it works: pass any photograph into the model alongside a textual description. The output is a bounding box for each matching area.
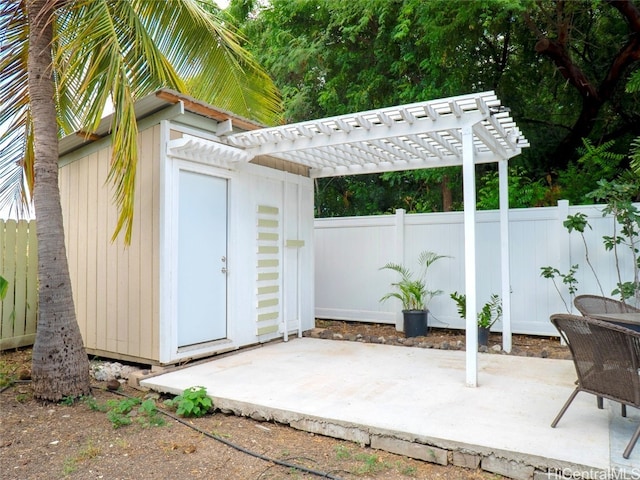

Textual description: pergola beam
[220,90,530,388]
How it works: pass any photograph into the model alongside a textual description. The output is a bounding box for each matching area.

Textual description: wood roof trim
[155,90,263,132]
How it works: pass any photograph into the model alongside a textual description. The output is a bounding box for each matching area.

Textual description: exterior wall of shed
[59,118,315,365]
[59,124,161,363]
[162,122,315,364]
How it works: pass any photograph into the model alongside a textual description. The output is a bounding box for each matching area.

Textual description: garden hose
[100,386,346,480]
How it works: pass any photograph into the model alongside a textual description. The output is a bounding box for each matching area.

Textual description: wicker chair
[550,313,640,459]
[574,294,640,316]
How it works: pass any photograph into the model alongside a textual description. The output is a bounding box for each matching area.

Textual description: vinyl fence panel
[314,202,638,336]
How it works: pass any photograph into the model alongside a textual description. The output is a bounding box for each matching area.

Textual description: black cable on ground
[100,387,345,480]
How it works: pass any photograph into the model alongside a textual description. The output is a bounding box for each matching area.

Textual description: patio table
[588,312,640,332]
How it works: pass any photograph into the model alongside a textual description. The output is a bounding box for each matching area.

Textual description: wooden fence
[1,220,38,350]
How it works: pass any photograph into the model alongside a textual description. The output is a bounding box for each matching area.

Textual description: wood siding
[59,124,161,362]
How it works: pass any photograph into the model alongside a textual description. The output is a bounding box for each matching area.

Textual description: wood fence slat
[1,220,17,343]
[13,221,28,337]
[1,219,38,350]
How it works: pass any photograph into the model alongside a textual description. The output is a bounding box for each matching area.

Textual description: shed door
[177,170,227,347]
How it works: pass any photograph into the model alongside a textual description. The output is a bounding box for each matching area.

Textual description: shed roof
[226,91,529,178]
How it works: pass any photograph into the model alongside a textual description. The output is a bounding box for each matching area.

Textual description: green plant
[477,294,502,329]
[588,179,640,306]
[60,395,76,406]
[138,398,166,426]
[104,397,163,428]
[83,396,107,412]
[0,360,17,388]
[354,452,390,475]
[0,275,8,300]
[164,386,213,418]
[62,440,101,476]
[450,292,503,329]
[539,265,579,313]
[334,444,352,460]
[106,397,140,428]
[541,176,640,309]
[380,251,449,311]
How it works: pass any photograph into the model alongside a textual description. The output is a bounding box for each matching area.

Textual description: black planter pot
[478,326,490,346]
[403,310,428,337]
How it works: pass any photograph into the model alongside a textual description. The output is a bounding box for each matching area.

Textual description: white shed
[59,90,315,365]
[60,89,528,385]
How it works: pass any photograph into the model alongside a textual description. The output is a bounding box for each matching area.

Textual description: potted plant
[379,251,449,337]
[450,292,502,346]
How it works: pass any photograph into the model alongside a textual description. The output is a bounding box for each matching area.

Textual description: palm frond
[0,0,32,217]
[50,0,282,242]
[136,0,282,125]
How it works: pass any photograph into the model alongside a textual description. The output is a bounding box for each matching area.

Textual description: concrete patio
[140,337,640,479]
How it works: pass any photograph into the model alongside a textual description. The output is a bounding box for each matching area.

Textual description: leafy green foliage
[477,295,503,329]
[477,166,547,210]
[449,292,502,328]
[587,179,640,305]
[0,275,8,301]
[379,251,449,311]
[235,0,638,216]
[557,139,628,205]
[1,0,281,242]
[540,265,579,313]
[164,386,213,418]
[105,396,165,428]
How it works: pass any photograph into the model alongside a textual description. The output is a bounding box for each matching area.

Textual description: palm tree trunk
[27,0,91,401]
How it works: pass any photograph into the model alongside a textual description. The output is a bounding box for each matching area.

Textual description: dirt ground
[0,322,568,480]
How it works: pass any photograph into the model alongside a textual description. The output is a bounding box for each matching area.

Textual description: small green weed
[399,463,417,476]
[354,453,390,475]
[104,397,164,428]
[334,444,352,460]
[15,392,30,403]
[138,398,165,426]
[83,396,107,412]
[62,441,101,476]
[164,386,212,417]
[62,458,77,476]
[0,360,16,388]
[60,396,76,406]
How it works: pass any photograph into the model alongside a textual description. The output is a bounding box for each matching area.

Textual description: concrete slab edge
[207,396,606,480]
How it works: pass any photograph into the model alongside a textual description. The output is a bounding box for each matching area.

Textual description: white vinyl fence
[314,201,638,337]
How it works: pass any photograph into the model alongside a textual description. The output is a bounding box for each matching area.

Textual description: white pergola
[226,90,529,387]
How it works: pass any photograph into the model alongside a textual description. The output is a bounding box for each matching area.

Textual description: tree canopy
[233,0,640,216]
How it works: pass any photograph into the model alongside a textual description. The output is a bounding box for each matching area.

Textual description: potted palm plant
[380,251,449,337]
[450,292,502,346]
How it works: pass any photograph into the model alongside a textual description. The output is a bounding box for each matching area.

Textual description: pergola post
[499,158,511,353]
[225,90,529,387]
[462,125,478,387]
